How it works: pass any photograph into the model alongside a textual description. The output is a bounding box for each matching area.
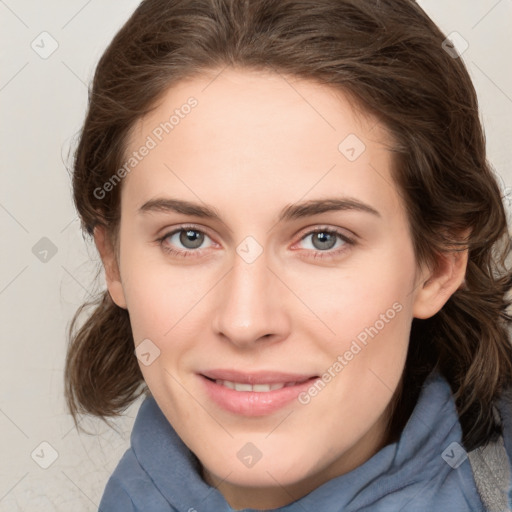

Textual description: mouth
[203,377,312,392]
[198,370,319,416]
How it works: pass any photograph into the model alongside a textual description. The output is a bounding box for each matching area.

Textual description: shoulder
[499,387,512,508]
[98,396,192,511]
[99,448,174,512]
[98,395,181,511]
[471,386,512,510]
[498,385,512,468]
[99,452,137,511]
[99,449,139,511]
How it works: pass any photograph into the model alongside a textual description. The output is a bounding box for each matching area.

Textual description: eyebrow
[138,197,381,223]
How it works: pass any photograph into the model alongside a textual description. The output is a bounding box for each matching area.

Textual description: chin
[199,441,324,488]
[209,462,311,488]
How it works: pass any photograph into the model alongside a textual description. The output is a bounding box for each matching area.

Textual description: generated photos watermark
[298,301,403,405]
[93,96,198,200]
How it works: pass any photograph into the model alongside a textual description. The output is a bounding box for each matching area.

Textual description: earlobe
[412,248,468,319]
[93,225,127,309]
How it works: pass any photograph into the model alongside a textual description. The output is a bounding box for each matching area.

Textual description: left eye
[298,230,348,251]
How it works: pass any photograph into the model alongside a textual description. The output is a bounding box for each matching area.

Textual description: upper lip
[200,369,317,385]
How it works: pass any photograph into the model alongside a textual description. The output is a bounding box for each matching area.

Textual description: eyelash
[156,224,355,260]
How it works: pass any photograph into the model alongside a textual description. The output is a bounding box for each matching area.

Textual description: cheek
[291,241,416,351]
[310,244,416,420]
[119,250,216,353]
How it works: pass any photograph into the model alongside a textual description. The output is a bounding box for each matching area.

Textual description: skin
[94,68,468,510]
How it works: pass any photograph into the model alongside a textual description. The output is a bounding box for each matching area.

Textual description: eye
[295,227,354,258]
[158,226,214,257]
[302,230,340,250]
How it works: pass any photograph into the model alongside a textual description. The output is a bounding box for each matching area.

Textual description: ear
[93,225,127,309]
[412,247,468,319]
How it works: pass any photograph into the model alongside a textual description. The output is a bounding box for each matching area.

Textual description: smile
[214,380,304,392]
[199,371,318,416]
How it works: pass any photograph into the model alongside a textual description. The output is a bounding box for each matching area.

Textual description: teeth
[234,383,252,392]
[215,380,287,392]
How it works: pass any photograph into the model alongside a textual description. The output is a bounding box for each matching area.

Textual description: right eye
[158,226,215,257]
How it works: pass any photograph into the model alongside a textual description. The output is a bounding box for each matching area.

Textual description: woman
[65,0,512,509]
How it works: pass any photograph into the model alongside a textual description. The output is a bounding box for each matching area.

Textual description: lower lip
[199,375,318,416]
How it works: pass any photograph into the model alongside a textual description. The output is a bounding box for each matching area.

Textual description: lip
[199,369,318,416]
[201,369,316,384]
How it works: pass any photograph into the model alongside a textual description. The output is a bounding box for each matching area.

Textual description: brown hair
[65,0,512,450]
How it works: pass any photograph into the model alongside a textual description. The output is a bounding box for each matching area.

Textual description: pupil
[314,232,336,250]
[180,229,204,249]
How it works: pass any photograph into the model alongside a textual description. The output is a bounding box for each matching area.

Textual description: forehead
[121,68,400,218]
[127,67,390,153]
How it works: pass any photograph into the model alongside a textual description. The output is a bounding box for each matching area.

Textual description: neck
[201,406,393,510]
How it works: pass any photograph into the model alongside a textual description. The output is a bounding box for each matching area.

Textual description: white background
[1,0,511,510]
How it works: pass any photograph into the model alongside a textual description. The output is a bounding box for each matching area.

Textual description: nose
[212,250,291,349]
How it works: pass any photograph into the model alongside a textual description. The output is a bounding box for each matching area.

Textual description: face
[98,68,458,509]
